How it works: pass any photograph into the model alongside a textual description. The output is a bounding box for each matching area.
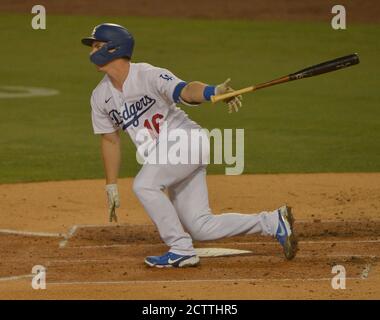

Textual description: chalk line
[0,229,62,238]
[361,264,372,279]
[43,253,378,266]
[47,276,366,287]
[59,225,78,248]
[66,238,380,250]
[0,274,33,282]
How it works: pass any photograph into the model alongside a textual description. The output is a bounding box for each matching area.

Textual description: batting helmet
[81,23,135,66]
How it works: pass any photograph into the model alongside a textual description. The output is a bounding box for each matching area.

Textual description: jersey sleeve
[90,93,118,134]
[147,66,187,104]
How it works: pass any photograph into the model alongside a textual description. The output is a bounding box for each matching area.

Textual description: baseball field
[0,0,379,299]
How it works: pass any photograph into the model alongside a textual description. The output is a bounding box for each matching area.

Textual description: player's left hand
[215,78,243,113]
[106,184,120,222]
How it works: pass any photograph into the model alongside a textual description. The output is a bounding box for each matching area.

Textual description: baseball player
[82,23,298,268]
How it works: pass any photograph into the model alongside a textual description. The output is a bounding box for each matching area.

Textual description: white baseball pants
[133,127,280,255]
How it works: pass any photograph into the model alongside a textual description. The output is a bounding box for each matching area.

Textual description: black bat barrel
[289,53,360,80]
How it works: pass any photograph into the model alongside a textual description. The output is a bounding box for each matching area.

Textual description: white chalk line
[301,254,378,259]
[361,264,372,279]
[296,239,380,244]
[63,224,124,229]
[65,238,380,250]
[59,224,131,248]
[1,226,377,247]
[295,219,380,223]
[0,274,33,282]
[55,220,380,249]
[47,276,367,287]
[58,224,121,248]
[0,86,59,99]
[1,222,378,244]
[229,239,380,245]
[1,260,375,284]
[0,229,62,238]
[59,225,78,248]
[59,220,380,226]
[0,227,375,250]
[0,224,115,242]
[43,254,379,266]
[0,275,369,285]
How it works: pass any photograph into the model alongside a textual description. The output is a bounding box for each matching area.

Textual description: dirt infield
[0,173,379,299]
[1,0,379,23]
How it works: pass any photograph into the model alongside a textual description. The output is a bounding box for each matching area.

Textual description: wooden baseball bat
[211,53,360,103]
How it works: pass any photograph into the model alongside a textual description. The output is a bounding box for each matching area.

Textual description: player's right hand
[105,184,120,222]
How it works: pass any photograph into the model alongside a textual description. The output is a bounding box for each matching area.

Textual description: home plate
[195,248,252,257]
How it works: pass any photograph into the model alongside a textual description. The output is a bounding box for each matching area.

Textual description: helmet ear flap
[90,42,111,66]
[90,41,127,66]
[104,41,118,51]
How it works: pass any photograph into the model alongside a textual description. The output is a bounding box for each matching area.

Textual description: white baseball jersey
[90,62,198,148]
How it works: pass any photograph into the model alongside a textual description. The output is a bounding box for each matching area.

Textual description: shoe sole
[281,206,299,260]
[144,256,200,268]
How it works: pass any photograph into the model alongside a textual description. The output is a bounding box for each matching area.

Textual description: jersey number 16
[144,113,164,134]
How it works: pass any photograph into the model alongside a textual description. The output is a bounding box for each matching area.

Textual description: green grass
[0,14,379,183]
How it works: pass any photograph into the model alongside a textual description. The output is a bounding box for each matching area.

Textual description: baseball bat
[211,53,360,103]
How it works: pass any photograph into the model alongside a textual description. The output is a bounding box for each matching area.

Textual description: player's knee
[190,228,209,241]
[190,230,204,241]
[132,177,160,198]
[188,220,211,241]
[132,178,146,197]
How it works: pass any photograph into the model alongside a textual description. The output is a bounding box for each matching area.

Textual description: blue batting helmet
[81,23,135,66]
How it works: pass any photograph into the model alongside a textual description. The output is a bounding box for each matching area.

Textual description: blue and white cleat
[276,205,298,260]
[145,252,200,268]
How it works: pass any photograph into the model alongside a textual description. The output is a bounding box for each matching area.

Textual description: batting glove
[215,78,243,113]
[105,184,120,223]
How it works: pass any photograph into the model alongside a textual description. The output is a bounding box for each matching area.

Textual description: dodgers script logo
[108,95,156,130]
